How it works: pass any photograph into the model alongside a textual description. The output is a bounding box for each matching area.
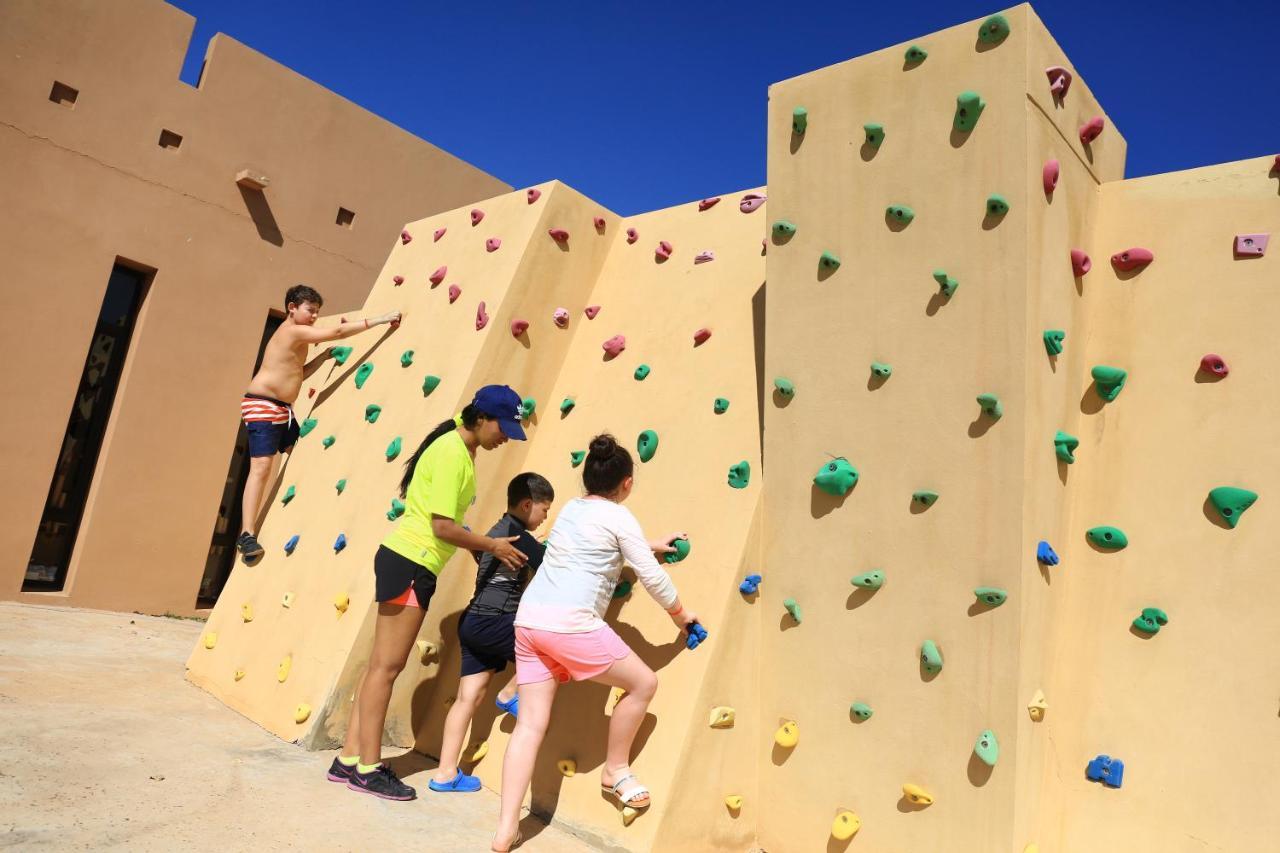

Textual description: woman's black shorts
[373,545,437,610]
[457,610,516,676]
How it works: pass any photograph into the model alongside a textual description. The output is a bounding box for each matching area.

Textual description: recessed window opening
[49,81,78,106]
[336,207,356,229]
[158,129,183,150]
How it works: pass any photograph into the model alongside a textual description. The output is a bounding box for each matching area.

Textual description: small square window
[335,207,356,229]
[49,81,78,107]
[158,129,183,150]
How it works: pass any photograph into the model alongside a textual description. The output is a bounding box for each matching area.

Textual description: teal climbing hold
[570,450,585,467]
[335,478,346,494]
[978,13,1010,44]
[986,194,1010,216]
[713,397,730,414]
[819,251,841,271]
[904,44,928,63]
[850,702,874,721]
[863,123,885,148]
[728,461,751,489]
[974,587,1008,607]
[637,429,659,463]
[870,362,893,379]
[663,537,691,564]
[321,435,335,449]
[560,397,575,415]
[920,640,943,674]
[1054,431,1079,464]
[913,490,939,507]
[387,498,405,520]
[850,570,885,590]
[422,375,441,396]
[783,598,802,623]
[976,394,1003,419]
[886,204,915,225]
[330,345,352,365]
[521,397,536,419]
[774,377,795,398]
[298,418,318,438]
[1132,606,1168,635]
[772,220,797,239]
[385,436,402,461]
[814,458,858,497]
[400,350,414,368]
[791,107,807,135]
[612,580,633,599]
[354,363,374,389]
[933,270,959,298]
[365,404,381,424]
[634,364,651,381]
[1043,330,1066,356]
[1086,526,1128,550]
[974,730,1000,767]
[954,91,986,132]
[1091,366,1127,401]
[281,485,296,505]
[1207,486,1258,528]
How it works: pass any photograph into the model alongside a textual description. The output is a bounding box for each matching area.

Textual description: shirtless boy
[236,284,400,561]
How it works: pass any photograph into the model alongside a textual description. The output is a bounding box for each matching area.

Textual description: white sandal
[602,771,651,808]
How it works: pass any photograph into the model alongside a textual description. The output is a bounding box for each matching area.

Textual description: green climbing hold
[1091,366,1127,401]
[637,429,659,463]
[933,269,959,297]
[570,450,586,467]
[920,640,943,674]
[713,397,730,414]
[913,490,939,507]
[976,394,1003,419]
[663,538,691,564]
[773,377,795,398]
[728,461,751,489]
[1054,431,1079,464]
[365,404,382,424]
[354,363,374,389]
[904,44,928,63]
[281,485,296,505]
[954,91,986,132]
[870,362,893,379]
[1043,330,1066,356]
[978,13,1010,44]
[783,598,802,623]
[886,204,915,225]
[1207,486,1258,528]
[986,194,1010,216]
[772,220,797,239]
[422,375,441,396]
[385,436,402,461]
[814,458,858,497]
[819,251,841,271]
[298,418,318,438]
[974,730,1000,767]
[863,123,885,148]
[974,587,1008,607]
[850,702,874,721]
[387,498,405,520]
[850,570,885,590]
[791,107,807,135]
[335,479,346,494]
[1132,606,1168,635]
[612,580,632,599]
[560,397,575,415]
[634,364,651,381]
[400,350,414,368]
[321,435,335,449]
[1086,526,1128,550]
[521,398,536,419]
[330,345,353,365]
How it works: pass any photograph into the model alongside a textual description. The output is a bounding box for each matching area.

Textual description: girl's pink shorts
[514,625,631,685]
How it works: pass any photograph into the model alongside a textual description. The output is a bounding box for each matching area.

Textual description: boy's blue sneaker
[428,770,482,793]
[495,695,519,718]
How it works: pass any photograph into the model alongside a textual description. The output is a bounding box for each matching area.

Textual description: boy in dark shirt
[429,472,553,793]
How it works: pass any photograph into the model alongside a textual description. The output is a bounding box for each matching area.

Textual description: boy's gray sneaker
[236,532,264,562]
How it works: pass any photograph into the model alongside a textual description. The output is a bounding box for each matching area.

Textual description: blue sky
[171,0,1277,216]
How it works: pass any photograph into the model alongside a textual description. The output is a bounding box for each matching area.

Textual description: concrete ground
[0,603,593,852]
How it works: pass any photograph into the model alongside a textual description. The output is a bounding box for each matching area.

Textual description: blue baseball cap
[472,384,527,441]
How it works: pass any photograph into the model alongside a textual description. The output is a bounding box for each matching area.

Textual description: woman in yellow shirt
[328,385,529,801]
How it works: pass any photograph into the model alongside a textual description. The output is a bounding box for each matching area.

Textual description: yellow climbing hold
[277,655,292,683]
[466,741,489,762]
[709,706,736,728]
[334,593,350,614]
[902,783,934,806]
[282,592,294,608]
[1027,689,1047,721]
[831,810,861,840]
[203,632,217,649]
[241,603,253,622]
[416,640,437,662]
[725,795,743,811]
[1024,845,1039,853]
[294,703,311,724]
[557,759,576,777]
[605,686,627,715]
[234,669,245,681]
[774,720,799,748]
[621,806,639,826]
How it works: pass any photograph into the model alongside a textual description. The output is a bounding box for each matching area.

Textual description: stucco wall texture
[182,4,1275,851]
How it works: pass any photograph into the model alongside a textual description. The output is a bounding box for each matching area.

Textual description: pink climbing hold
[602,335,626,357]
[527,188,542,204]
[475,302,489,331]
[584,305,601,320]
[693,328,712,346]
[1273,155,1280,172]
[594,216,607,231]
[1079,116,1105,144]
[392,275,404,286]
[471,209,485,226]
[1110,248,1154,272]
[1070,249,1092,277]
[448,284,461,303]
[434,227,447,242]
[1046,66,1072,99]
[548,228,570,242]
[698,197,721,211]
[429,266,447,286]
[626,228,639,244]
[1199,354,1229,377]
[1043,159,1060,194]
[486,237,501,252]
[1234,234,1269,257]
[694,251,715,264]
[400,230,412,245]
[553,307,569,328]
[510,318,529,337]
[308,387,316,398]
[739,193,766,213]
[655,241,673,260]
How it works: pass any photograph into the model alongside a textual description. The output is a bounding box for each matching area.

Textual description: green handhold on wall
[978,13,1010,44]
[976,393,1003,419]
[954,91,986,132]
[913,490,939,507]
[521,397,536,419]
[298,418,317,438]
[1207,486,1258,528]
[637,429,659,462]
[1132,606,1168,635]
[1091,365,1127,401]
[365,404,381,424]
[1086,526,1128,550]
[321,435,335,449]
[1043,330,1066,356]
[863,123,885,148]
[814,457,858,497]
[612,580,632,599]
[335,479,346,494]
[870,362,893,379]
[422,375,441,396]
[728,461,751,489]
[385,436,402,461]
[974,730,1000,767]
[387,498,405,520]
[920,640,943,674]
[819,251,842,271]
[783,598,802,623]
[354,363,374,389]
[850,570,885,590]
[714,397,730,414]
[634,364,651,381]
[400,350,414,367]
[281,485,296,505]
[904,44,928,63]
[850,702,874,721]
[772,220,797,239]
[1054,430,1079,464]
[570,450,586,467]
[986,194,1010,216]
[974,587,1008,607]
[774,377,795,398]
[791,106,807,134]
[886,204,915,225]
[560,397,575,415]
[933,269,959,297]
[330,345,352,365]
[663,537,691,564]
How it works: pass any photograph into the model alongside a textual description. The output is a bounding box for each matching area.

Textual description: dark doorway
[25,262,150,591]
[195,312,283,607]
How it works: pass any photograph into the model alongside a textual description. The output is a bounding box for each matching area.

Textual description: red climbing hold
[511,318,529,337]
[584,305,601,320]
[693,328,712,346]
[1273,155,1279,172]
[476,302,489,331]
[1234,234,1269,257]
[1070,249,1092,277]
[486,237,501,252]
[448,285,461,303]
[1110,248,1154,272]
[694,251,715,264]
[471,209,485,226]
[1046,66,1072,99]
[740,193,766,213]
[1079,116,1104,144]
[400,230,412,245]
[1199,354,1229,377]
[626,228,639,244]
[1043,159,1060,194]
[553,308,569,328]
[527,188,542,204]
[429,266,447,285]
[594,216,606,231]
[308,387,316,398]
[698,197,721,211]
[655,241,673,260]
[602,335,626,357]
[433,227,446,242]
[548,228,570,242]
[392,275,404,286]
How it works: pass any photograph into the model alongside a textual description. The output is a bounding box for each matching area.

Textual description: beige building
[0,0,509,616]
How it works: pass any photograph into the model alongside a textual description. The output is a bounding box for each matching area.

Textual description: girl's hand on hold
[669,607,698,630]
[650,532,687,556]
[490,536,527,569]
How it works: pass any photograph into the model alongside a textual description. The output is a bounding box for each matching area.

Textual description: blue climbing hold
[1036,540,1059,566]
[1086,755,1124,788]
[686,622,709,650]
[284,535,299,555]
[739,573,763,595]
[334,533,347,553]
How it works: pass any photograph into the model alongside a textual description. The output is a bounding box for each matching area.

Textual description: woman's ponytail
[399,404,481,497]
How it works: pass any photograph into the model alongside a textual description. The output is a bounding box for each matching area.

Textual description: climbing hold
[294,704,311,724]
[547,228,569,243]
[1046,66,1072,98]
[333,533,347,553]
[783,598,802,624]
[544,307,567,330]
[886,204,915,225]
[912,490,939,507]
[739,573,762,594]
[740,193,766,213]
[850,570,884,590]
[728,461,751,490]
[819,251,841,271]
[1054,431,1079,464]
[1086,526,1128,550]
[385,436,402,461]
[527,188,541,203]
[1043,330,1065,356]
[298,418,318,438]
[920,640,943,674]
[698,197,720,211]
[1070,249,1091,276]
[686,622,708,650]
[1207,486,1258,528]
[429,265,446,285]
[902,783,934,806]
[234,669,245,681]
[203,632,217,649]
[354,363,374,389]
[284,534,299,554]
[557,759,576,777]
[433,227,446,241]
[791,107,807,135]
[626,227,638,244]
[694,250,715,264]
[520,398,536,419]
[400,230,412,245]
[725,795,743,811]
[282,591,294,608]
[466,741,489,763]
[831,811,861,841]
[974,729,1000,766]
[416,640,438,662]
[1110,248,1154,272]
[363,404,382,424]
[612,580,632,599]
[978,13,1010,43]
[662,536,689,564]
[954,91,985,132]
[771,220,797,241]
[1132,606,1168,635]
[422,375,441,396]
[1043,159,1060,194]
[1086,755,1125,788]
[399,350,414,368]
[277,655,291,683]
[976,393,1003,419]
[1079,116,1104,144]
[593,216,606,230]
[773,377,795,398]
[713,397,730,414]
[870,362,892,379]
[603,335,626,357]
[322,435,335,448]
[986,194,1010,216]
[974,587,1008,607]
[281,485,296,505]
[392,275,404,286]
[1197,353,1230,378]
[1027,689,1047,721]
[904,44,928,63]
[630,365,650,383]
[470,209,484,225]
[584,305,601,319]
[863,123,885,148]
[560,397,575,415]
[510,319,529,338]
[1036,541,1059,566]
[1234,234,1269,257]
[330,345,353,365]
[570,450,585,467]
[932,270,959,298]
[692,328,713,347]
[335,479,346,494]
[448,285,461,304]
[813,458,858,497]
[485,238,500,253]
[387,498,405,521]
[774,720,799,748]
[655,241,673,260]
[1090,365,1127,401]
[850,702,873,721]
[475,302,489,331]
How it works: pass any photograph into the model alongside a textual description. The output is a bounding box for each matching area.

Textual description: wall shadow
[238,186,283,246]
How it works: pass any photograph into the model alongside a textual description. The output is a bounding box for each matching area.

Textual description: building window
[158,129,183,150]
[49,81,79,107]
[336,207,356,229]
